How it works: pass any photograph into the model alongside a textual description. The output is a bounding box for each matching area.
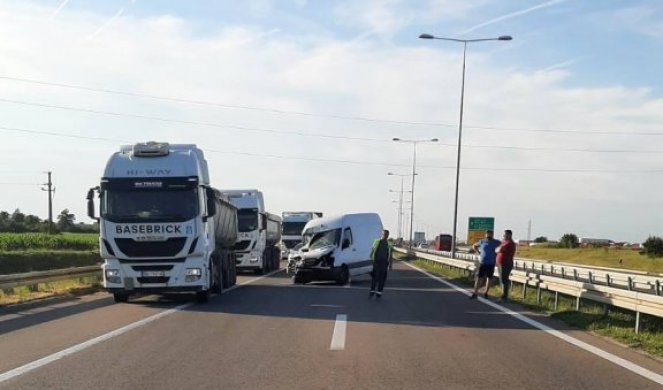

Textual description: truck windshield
[282,222,307,236]
[308,229,341,250]
[101,189,199,223]
[238,209,258,232]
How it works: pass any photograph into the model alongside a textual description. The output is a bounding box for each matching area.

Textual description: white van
[292,213,383,285]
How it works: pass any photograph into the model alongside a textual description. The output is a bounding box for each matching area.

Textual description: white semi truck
[281,211,323,252]
[221,190,282,274]
[87,142,238,303]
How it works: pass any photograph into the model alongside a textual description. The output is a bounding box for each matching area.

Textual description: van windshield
[308,229,341,250]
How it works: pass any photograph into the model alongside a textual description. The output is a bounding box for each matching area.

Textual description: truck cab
[221,190,282,274]
[88,142,236,303]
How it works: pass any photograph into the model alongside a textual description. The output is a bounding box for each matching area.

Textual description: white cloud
[459,0,569,35]
[0,1,662,242]
[594,5,663,39]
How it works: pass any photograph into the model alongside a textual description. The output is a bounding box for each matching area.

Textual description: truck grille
[137,276,170,284]
[232,240,252,251]
[131,265,174,272]
[115,238,187,258]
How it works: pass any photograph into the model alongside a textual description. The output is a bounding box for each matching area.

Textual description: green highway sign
[468,217,495,231]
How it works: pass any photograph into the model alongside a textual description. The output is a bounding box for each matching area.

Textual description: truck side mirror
[342,238,351,249]
[86,187,99,221]
[205,187,217,220]
[261,214,268,230]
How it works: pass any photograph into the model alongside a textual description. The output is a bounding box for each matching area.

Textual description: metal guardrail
[0,266,102,290]
[396,247,663,332]
[417,248,663,296]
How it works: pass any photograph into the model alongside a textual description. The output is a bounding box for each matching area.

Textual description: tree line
[533,233,663,258]
[0,209,98,234]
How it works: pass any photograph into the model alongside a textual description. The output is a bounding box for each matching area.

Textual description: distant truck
[434,234,453,252]
[292,213,383,285]
[281,211,323,252]
[414,231,426,245]
[87,142,238,303]
[221,190,282,274]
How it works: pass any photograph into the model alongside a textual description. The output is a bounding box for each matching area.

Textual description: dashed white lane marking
[330,314,347,351]
[0,269,282,384]
[403,261,663,386]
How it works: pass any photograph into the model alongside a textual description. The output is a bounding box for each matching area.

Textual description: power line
[0,75,445,127]
[2,97,663,154]
[0,98,391,143]
[3,75,663,137]
[0,182,42,186]
[1,124,661,174]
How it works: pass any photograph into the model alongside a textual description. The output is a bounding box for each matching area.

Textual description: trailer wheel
[113,293,129,303]
[212,256,223,293]
[272,247,281,270]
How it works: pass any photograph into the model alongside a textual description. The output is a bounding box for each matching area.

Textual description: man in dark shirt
[496,229,516,302]
[369,229,392,299]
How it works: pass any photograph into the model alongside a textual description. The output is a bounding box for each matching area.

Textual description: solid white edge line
[330,314,347,351]
[402,261,663,385]
[0,268,283,384]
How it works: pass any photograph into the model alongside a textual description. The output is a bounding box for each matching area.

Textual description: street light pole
[418,33,512,258]
[392,138,438,249]
[388,173,413,240]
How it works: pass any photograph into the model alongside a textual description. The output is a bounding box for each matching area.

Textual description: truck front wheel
[113,293,129,303]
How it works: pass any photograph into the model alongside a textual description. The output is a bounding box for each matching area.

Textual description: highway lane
[1,262,662,389]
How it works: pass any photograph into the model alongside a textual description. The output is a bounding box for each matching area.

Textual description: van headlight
[250,255,260,262]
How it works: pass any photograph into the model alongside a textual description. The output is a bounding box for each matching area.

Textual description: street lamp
[419,33,512,258]
[392,138,438,248]
[389,184,412,240]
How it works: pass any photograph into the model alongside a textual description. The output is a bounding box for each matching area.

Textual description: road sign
[467,217,495,244]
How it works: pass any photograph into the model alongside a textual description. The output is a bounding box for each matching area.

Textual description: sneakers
[369,291,375,298]
[469,293,477,300]
[375,292,382,299]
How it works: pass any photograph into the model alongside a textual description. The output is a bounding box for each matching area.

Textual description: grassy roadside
[0,250,101,274]
[402,255,663,358]
[515,246,663,274]
[0,276,103,306]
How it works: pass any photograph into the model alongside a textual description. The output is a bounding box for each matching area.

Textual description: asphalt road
[1,261,662,389]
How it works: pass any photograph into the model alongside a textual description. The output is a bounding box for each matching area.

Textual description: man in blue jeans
[470,230,501,300]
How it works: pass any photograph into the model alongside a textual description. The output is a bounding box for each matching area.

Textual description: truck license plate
[142,271,166,277]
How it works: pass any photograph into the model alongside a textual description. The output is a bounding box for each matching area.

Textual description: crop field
[0,233,98,252]
[516,246,663,274]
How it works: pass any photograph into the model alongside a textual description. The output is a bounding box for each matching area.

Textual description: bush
[559,233,579,248]
[641,236,663,258]
[534,236,548,243]
[0,251,101,274]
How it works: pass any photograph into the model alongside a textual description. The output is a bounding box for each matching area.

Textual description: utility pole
[41,172,54,234]
[527,218,532,242]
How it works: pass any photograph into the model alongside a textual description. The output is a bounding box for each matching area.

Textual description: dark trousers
[370,262,389,293]
[500,264,513,298]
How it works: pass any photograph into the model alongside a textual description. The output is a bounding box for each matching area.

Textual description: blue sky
[1,0,662,242]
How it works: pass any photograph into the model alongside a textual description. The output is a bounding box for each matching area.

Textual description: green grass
[515,246,663,274]
[0,276,102,306]
[404,255,663,358]
[0,251,101,274]
[0,233,98,252]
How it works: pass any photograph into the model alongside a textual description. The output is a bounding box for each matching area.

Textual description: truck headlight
[105,269,121,284]
[185,268,202,282]
[250,256,260,262]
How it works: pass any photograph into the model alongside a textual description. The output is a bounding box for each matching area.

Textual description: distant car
[417,242,429,249]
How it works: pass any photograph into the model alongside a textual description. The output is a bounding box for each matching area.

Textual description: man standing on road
[470,230,501,300]
[369,229,392,299]
[496,230,516,302]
